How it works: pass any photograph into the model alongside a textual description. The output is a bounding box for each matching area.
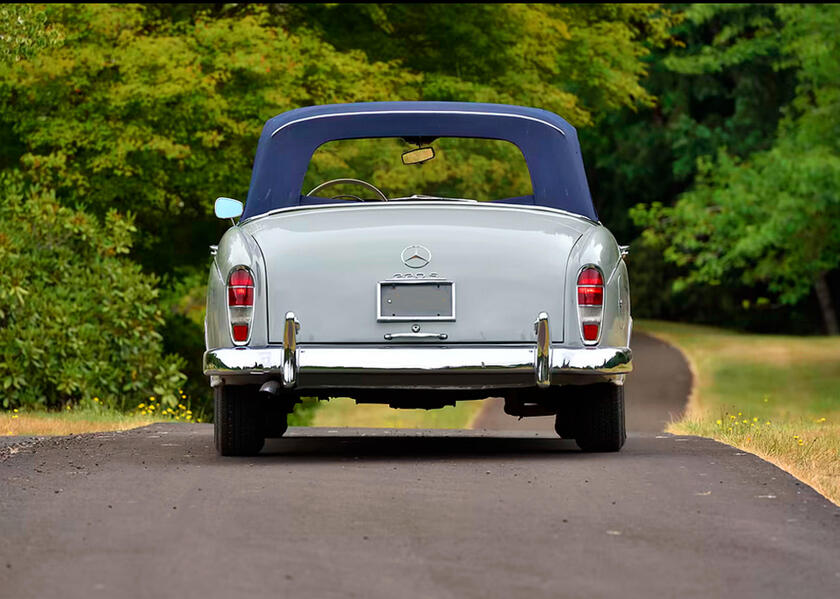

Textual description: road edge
[637,324,839,507]
[634,325,700,425]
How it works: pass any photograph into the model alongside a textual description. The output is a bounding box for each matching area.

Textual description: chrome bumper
[204,311,631,390]
[204,345,632,390]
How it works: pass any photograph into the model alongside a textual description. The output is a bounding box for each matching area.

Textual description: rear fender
[206,226,268,349]
[564,225,629,349]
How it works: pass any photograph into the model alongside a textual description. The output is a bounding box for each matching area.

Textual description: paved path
[2,332,839,598]
[2,427,838,598]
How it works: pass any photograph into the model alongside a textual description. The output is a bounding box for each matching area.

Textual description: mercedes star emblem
[401,245,432,269]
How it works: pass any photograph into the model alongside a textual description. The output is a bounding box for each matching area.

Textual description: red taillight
[577,286,603,306]
[229,269,252,287]
[228,286,254,306]
[228,267,254,344]
[232,325,250,342]
[577,266,604,345]
[577,268,603,286]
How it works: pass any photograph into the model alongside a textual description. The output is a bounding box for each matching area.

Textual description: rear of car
[203,102,632,455]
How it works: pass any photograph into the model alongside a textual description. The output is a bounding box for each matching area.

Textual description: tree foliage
[583,3,795,243]
[0,173,186,410]
[304,138,533,202]
[631,4,840,331]
[289,3,678,127]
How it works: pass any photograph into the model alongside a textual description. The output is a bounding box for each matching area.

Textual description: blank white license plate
[377,281,455,321]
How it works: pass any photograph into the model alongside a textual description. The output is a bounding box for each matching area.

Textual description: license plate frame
[377,280,456,322]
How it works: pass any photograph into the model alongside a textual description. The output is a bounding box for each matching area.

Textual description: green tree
[632,4,840,333]
[583,3,796,242]
[289,3,678,127]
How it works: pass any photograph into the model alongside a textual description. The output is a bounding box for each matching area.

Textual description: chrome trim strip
[270,110,565,138]
[203,344,632,387]
[282,312,299,388]
[384,332,448,340]
[240,201,598,227]
[534,312,551,388]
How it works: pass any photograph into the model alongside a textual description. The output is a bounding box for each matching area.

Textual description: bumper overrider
[204,312,632,390]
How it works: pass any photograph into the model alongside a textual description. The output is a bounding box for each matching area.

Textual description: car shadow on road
[256,432,586,462]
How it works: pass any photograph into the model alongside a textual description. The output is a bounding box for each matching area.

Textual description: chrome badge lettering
[391,272,440,279]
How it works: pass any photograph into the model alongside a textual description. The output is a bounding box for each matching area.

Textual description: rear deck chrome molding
[239,201,598,228]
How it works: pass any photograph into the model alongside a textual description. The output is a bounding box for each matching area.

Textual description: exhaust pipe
[259,380,283,397]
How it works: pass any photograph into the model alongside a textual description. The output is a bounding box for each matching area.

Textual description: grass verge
[1,396,204,436]
[637,319,840,506]
[1,408,162,436]
[312,397,485,429]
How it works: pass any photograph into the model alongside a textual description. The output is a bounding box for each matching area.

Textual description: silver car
[204,102,632,455]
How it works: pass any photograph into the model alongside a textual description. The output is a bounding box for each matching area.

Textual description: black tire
[560,383,626,452]
[214,385,265,456]
[553,393,577,439]
[263,400,290,439]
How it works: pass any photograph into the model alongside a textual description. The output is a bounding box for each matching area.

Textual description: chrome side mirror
[215,197,243,220]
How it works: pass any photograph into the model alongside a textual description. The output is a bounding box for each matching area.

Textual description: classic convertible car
[204,102,632,455]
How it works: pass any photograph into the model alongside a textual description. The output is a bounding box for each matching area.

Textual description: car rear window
[302,137,534,202]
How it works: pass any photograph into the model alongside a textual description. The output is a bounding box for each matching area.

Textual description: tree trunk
[814,272,839,335]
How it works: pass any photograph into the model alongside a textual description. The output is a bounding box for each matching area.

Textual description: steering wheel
[306,178,388,202]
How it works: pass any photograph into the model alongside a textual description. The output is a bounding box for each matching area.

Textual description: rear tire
[263,400,290,439]
[214,385,265,456]
[556,383,626,452]
[553,392,577,439]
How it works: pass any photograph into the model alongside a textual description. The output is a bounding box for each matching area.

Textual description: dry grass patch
[1,409,161,436]
[312,397,485,429]
[637,319,840,505]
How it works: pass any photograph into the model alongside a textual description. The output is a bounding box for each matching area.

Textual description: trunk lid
[245,203,588,344]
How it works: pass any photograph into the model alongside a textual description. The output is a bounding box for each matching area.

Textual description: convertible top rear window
[303,138,533,203]
[243,102,597,221]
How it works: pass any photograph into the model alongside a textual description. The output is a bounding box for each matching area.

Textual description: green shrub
[157,268,212,416]
[0,174,186,410]
[288,398,321,427]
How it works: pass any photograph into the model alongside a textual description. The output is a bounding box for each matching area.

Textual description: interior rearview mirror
[215,197,243,220]
[402,147,435,165]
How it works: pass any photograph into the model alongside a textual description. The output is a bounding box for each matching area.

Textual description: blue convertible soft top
[242,101,596,221]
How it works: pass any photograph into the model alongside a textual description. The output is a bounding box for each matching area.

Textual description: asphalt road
[2,334,839,598]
